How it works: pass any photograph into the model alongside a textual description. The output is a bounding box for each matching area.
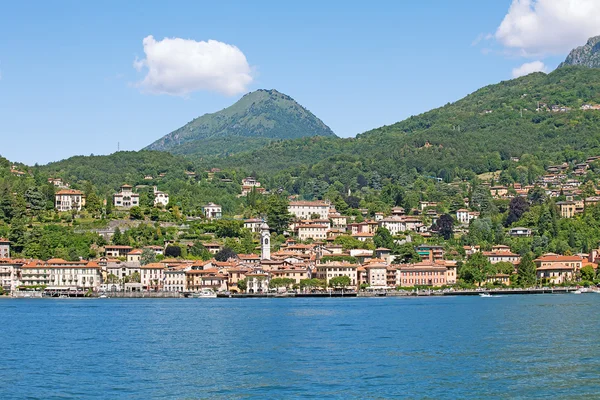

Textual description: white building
[21,259,101,292]
[0,238,10,259]
[0,260,21,292]
[153,187,169,207]
[113,185,140,209]
[55,189,86,212]
[261,222,271,260]
[164,268,188,292]
[140,263,165,291]
[202,203,222,220]
[245,269,270,294]
[456,209,478,224]
[288,201,330,220]
[244,218,263,233]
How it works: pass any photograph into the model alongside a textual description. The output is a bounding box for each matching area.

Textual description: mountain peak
[145,89,336,157]
[559,35,600,69]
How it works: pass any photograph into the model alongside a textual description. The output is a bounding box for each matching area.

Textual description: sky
[1,0,599,165]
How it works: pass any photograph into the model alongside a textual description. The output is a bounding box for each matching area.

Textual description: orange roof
[55,189,84,195]
[534,255,583,262]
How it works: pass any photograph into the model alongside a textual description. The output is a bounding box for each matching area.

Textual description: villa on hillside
[113,184,140,209]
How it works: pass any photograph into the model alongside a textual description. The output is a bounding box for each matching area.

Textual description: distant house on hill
[55,189,86,212]
[113,185,139,209]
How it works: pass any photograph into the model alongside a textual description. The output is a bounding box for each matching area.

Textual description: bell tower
[260,222,271,260]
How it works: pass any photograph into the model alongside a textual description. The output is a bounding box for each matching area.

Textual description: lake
[1,294,599,399]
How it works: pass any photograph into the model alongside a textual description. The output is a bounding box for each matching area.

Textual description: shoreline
[1,287,593,299]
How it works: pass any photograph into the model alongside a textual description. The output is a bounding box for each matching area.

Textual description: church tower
[260,222,271,260]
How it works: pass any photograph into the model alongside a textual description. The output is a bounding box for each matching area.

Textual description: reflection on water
[0,295,599,399]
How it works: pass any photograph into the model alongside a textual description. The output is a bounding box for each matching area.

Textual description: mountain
[206,67,600,188]
[145,89,336,157]
[559,35,600,68]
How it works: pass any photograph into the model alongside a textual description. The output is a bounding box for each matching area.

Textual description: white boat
[479,293,493,298]
[99,294,108,299]
[194,289,217,298]
[572,289,582,294]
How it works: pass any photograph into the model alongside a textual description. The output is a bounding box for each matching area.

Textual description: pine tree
[517,252,537,287]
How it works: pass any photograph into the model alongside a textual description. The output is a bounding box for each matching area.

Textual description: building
[140,263,165,291]
[105,245,133,258]
[0,238,9,259]
[482,246,520,264]
[288,201,330,220]
[113,185,140,209]
[296,224,329,241]
[21,259,101,292]
[261,222,271,260]
[245,269,270,293]
[364,263,388,289]
[240,177,264,196]
[415,245,445,262]
[244,218,263,233]
[0,259,21,292]
[396,262,449,287]
[55,189,86,212]
[456,209,477,224]
[314,262,359,289]
[508,227,532,237]
[202,203,222,220]
[186,268,227,293]
[164,268,188,292]
[127,249,142,263]
[153,187,169,207]
[534,255,583,271]
[556,201,576,218]
[535,263,576,284]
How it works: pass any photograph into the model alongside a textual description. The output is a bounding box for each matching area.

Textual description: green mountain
[207,67,600,190]
[144,89,336,157]
[559,36,600,68]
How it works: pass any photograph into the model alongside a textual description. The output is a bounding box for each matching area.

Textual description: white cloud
[495,0,600,56]
[133,35,253,96]
[512,61,548,78]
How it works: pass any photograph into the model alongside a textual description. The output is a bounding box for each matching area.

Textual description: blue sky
[0,0,596,165]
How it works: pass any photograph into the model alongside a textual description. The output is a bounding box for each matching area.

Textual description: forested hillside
[206,67,600,196]
[145,89,336,157]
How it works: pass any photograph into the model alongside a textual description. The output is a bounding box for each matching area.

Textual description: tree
[215,247,237,262]
[237,278,247,291]
[189,241,212,260]
[140,248,156,265]
[373,227,394,249]
[129,206,144,220]
[527,186,546,205]
[580,265,595,281]
[461,252,493,286]
[262,195,292,235]
[517,252,537,287]
[329,275,352,289]
[437,214,454,240]
[269,277,295,289]
[581,181,596,198]
[165,245,182,258]
[393,243,421,264]
[130,271,141,283]
[25,187,46,213]
[112,227,123,245]
[506,196,529,226]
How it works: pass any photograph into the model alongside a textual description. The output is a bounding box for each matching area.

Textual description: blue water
[1,295,599,399]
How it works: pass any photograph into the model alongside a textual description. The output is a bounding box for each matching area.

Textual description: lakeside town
[3,156,600,298]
